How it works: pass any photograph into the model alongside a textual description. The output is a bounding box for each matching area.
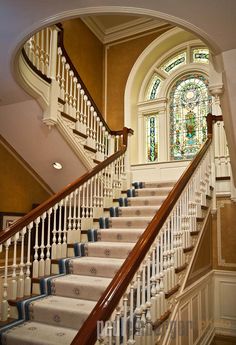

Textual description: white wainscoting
[214,270,236,336]
[131,160,190,183]
[161,272,214,345]
[161,270,236,345]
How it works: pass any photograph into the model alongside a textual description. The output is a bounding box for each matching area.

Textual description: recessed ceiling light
[52,162,63,170]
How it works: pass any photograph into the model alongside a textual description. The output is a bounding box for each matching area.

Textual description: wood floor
[211,335,236,345]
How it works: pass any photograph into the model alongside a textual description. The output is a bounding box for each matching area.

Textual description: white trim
[216,199,236,267]
[82,16,167,44]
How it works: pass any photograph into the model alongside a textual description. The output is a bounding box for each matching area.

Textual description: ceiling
[81,14,166,43]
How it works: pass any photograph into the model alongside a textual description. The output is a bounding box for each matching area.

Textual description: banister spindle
[10,233,19,300]
[2,239,11,321]
[45,209,52,276]
[62,196,68,257]
[60,56,66,99]
[51,204,58,259]
[65,63,70,113]
[25,222,33,296]
[72,77,77,118]
[69,70,74,115]
[17,228,26,298]
[33,217,40,278]
[39,213,46,277]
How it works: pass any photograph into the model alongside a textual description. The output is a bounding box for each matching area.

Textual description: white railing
[214,121,230,178]
[0,141,128,321]
[23,25,123,164]
[73,135,212,345]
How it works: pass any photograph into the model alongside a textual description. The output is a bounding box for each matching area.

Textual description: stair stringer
[160,207,214,345]
[18,52,96,170]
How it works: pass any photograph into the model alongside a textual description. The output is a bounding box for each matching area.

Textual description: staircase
[0,24,220,345]
[0,181,176,344]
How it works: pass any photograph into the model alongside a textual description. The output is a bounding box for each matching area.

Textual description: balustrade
[0,127,131,321]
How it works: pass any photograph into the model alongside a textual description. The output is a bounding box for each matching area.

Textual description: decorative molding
[57,115,93,170]
[82,16,167,44]
[216,199,236,267]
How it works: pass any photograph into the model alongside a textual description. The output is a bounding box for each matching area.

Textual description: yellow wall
[106,25,172,129]
[62,19,104,113]
[212,198,236,271]
[0,142,50,214]
[186,214,212,287]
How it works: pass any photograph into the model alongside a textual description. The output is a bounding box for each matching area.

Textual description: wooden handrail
[0,127,133,245]
[71,113,221,345]
[57,24,112,134]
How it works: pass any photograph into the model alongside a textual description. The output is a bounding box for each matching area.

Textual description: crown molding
[81,16,167,44]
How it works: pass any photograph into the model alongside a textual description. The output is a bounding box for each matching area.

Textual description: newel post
[124,128,133,190]
[43,25,61,128]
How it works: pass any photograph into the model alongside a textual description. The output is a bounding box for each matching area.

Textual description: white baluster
[45,27,50,77]
[69,70,74,115]
[39,213,46,277]
[33,217,40,278]
[25,222,33,296]
[10,233,19,300]
[128,281,136,345]
[35,32,40,70]
[57,47,62,85]
[72,77,77,118]
[60,56,66,99]
[51,204,58,259]
[64,63,70,113]
[62,196,68,257]
[115,306,121,345]
[56,200,63,258]
[45,209,52,276]
[17,228,26,298]
[2,239,11,321]
[39,29,45,74]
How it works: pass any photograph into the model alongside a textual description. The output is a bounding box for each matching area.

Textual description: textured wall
[62,19,104,113]
[0,142,50,214]
[106,25,171,130]
[212,198,236,271]
[186,213,212,287]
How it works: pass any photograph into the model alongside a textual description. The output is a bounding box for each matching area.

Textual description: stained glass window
[146,114,158,162]
[145,73,162,100]
[192,48,209,63]
[169,74,211,160]
[161,52,186,74]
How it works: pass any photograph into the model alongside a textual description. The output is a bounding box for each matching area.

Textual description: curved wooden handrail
[57,24,111,134]
[0,127,133,245]
[71,113,221,345]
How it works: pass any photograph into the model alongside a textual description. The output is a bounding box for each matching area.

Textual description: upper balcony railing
[22,25,124,166]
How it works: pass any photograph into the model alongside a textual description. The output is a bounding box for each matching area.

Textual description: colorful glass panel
[146,114,158,162]
[192,48,209,64]
[161,52,186,74]
[169,74,211,160]
[145,73,161,100]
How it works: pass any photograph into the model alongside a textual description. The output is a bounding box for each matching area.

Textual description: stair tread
[1,321,77,345]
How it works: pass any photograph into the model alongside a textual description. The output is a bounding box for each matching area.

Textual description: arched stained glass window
[169,74,211,160]
[161,52,186,74]
[146,114,158,162]
[192,48,209,64]
[145,73,161,100]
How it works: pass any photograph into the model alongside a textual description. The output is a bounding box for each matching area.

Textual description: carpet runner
[0,181,175,345]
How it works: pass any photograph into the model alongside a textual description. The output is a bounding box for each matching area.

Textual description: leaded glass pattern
[146,114,158,162]
[145,73,161,100]
[192,48,209,63]
[161,52,186,74]
[169,74,211,160]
